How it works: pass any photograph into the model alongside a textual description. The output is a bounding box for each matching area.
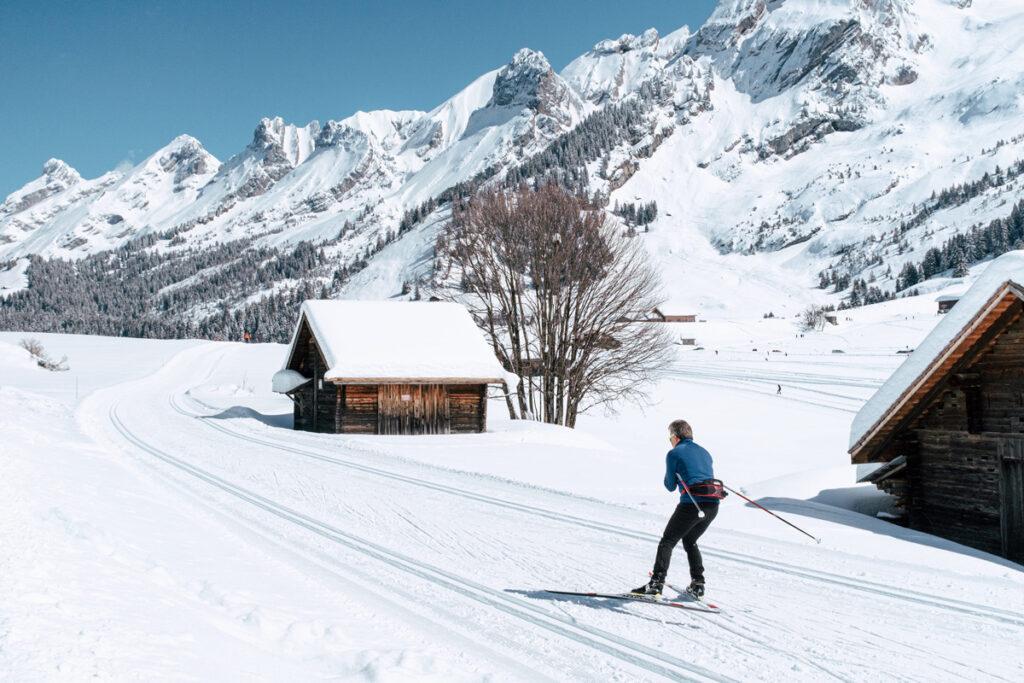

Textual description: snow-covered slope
[2,311,1023,679]
[582,0,1024,313]
[3,0,1024,322]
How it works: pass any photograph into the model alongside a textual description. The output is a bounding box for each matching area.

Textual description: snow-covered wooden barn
[850,252,1024,562]
[273,300,508,435]
[936,294,961,314]
[651,302,697,323]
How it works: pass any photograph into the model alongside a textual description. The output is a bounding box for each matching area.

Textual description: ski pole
[723,484,821,544]
[676,474,706,518]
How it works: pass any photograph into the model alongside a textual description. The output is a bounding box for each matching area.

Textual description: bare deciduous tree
[800,305,827,332]
[436,184,673,427]
[19,337,69,371]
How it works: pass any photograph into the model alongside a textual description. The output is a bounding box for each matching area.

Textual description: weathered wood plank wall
[904,307,1024,558]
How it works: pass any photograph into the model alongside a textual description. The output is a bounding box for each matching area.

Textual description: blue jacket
[664,438,718,505]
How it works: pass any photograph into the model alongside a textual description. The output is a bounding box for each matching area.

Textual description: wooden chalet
[636,299,698,323]
[651,306,697,323]
[936,294,960,314]
[273,300,507,435]
[849,253,1024,562]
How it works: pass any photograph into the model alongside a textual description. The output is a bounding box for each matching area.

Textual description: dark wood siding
[340,385,378,434]
[287,319,330,433]
[378,384,450,435]
[449,384,486,434]
[999,440,1024,563]
[899,306,1024,559]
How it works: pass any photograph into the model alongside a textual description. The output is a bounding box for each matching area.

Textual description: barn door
[377,385,449,435]
[998,439,1024,562]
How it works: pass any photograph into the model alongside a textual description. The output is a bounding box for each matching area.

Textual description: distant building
[679,337,697,346]
[936,294,960,314]
[824,313,838,326]
[645,300,697,323]
[850,253,1024,562]
[273,300,507,435]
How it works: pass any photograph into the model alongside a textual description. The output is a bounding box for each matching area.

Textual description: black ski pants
[651,502,718,583]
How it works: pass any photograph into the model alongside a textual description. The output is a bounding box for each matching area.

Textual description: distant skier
[777,384,782,395]
[632,420,722,600]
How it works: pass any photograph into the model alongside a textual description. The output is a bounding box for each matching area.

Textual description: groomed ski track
[173,391,1024,628]
[83,344,1024,681]
[107,405,723,682]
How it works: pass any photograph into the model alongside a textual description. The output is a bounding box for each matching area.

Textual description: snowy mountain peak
[562,25,693,105]
[147,135,219,189]
[0,159,84,222]
[488,48,583,123]
[592,28,661,55]
[492,48,556,109]
[41,158,81,185]
[252,117,320,166]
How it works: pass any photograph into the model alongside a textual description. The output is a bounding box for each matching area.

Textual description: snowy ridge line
[108,403,729,683]
[172,393,1024,627]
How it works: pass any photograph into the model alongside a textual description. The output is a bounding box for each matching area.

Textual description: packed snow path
[72,343,1024,681]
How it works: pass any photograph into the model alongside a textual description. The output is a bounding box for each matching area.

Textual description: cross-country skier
[632,419,720,599]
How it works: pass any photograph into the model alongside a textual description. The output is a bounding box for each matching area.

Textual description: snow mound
[0,341,39,372]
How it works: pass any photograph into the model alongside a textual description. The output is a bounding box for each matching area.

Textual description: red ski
[544,590,720,613]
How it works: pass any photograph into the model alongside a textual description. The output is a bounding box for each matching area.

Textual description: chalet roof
[284,300,508,384]
[653,299,696,314]
[935,294,961,303]
[849,252,1024,460]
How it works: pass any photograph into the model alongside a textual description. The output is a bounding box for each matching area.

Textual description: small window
[318,379,323,390]
[965,386,983,434]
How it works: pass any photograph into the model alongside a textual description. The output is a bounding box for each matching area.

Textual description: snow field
[3,295,1022,679]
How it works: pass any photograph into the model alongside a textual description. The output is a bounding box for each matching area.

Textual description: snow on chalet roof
[654,298,695,313]
[287,300,508,383]
[850,251,1024,452]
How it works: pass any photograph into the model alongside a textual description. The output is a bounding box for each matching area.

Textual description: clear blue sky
[0,0,717,197]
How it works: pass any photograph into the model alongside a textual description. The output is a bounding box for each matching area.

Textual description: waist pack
[684,479,728,499]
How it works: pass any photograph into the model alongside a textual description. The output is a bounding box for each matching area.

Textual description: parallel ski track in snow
[109,402,728,683]
[669,363,884,391]
[662,370,861,414]
[172,393,1024,629]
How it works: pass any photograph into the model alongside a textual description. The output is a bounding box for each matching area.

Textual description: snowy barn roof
[653,298,695,314]
[280,300,508,384]
[850,251,1024,459]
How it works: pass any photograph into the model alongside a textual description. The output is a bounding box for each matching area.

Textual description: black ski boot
[685,580,705,600]
[631,575,664,597]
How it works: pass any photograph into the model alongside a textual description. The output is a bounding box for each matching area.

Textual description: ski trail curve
[108,402,730,683]
[172,392,1024,629]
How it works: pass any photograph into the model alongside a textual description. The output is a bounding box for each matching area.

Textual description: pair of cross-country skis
[546,579,721,614]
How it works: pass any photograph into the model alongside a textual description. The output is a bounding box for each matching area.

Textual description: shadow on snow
[753,495,1024,572]
[505,589,699,628]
